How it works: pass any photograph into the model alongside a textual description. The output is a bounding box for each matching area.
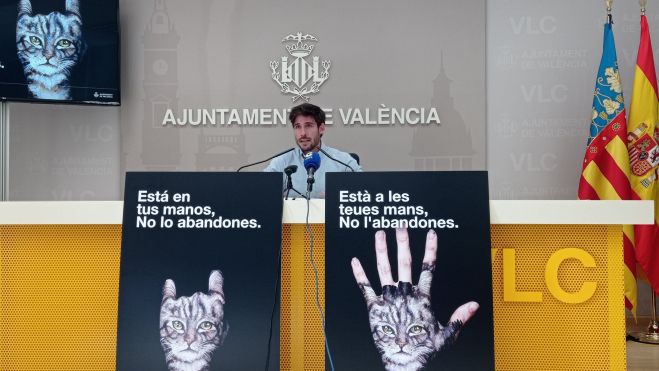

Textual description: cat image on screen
[160,270,228,371]
[15,0,85,100]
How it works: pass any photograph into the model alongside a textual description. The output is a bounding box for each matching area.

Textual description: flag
[628,15,659,295]
[578,21,637,314]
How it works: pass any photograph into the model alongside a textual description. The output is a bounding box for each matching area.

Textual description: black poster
[117,172,282,371]
[325,172,494,371]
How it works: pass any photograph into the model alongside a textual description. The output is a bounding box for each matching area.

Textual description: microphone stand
[306,169,315,195]
[283,165,306,200]
[284,174,306,200]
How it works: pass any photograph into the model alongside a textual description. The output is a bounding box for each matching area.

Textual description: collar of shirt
[293,141,329,159]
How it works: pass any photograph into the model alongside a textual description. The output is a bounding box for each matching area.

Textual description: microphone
[284,165,302,200]
[303,152,321,193]
[319,148,355,171]
[236,148,294,172]
[284,165,298,176]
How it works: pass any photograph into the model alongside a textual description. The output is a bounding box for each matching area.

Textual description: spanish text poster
[117,172,283,371]
[326,171,494,370]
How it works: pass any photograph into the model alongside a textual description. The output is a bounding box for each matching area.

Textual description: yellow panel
[1,223,626,370]
[280,224,325,370]
[491,224,626,371]
[0,225,121,371]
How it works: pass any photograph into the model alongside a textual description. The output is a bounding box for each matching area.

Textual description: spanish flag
[628,15,659,296]
[578,20,637,314]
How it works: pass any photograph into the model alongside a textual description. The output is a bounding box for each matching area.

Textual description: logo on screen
[269,32,331,102]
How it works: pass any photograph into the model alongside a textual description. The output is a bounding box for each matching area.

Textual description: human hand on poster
[351,228,479,371]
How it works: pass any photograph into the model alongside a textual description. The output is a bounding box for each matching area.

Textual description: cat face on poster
[160,270,228,371]
[366,283,467,371]
[15,0,86,100]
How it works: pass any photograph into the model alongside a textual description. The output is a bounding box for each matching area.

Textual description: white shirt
[263,143,363,198]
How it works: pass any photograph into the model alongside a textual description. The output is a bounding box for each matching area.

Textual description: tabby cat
[366,281,465,371]
[16,0,85,100]
[160,270,228,371]
[353,229,478,371]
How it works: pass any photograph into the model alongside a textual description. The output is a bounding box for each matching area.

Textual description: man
[264,103,362,198]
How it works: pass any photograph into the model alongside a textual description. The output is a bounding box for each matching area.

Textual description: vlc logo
[270,32,331,102]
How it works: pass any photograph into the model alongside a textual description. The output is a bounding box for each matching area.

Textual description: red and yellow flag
[579,20,637,314]
[628,15,659,296]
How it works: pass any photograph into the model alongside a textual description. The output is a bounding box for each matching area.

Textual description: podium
[0,200,652,370]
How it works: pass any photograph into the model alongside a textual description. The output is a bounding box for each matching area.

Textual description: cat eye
[381,325,395,335]
[29,36,42,47]
[56,39,73,49]
[198,321,214,331]
[408,325,426,335]
[171,320,184,330]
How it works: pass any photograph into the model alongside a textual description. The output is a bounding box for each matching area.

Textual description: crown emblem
[284,33,316,57]
[270,32,331,102]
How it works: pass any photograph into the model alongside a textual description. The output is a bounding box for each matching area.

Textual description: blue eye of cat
[408,325,425,335]
[28,36,42,47]
[56,39,73,49]
[171,320,184,331]
[198,321,214,331]
[382,325,395,335]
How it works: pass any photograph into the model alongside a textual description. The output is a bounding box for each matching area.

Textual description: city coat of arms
[270,32,331,102]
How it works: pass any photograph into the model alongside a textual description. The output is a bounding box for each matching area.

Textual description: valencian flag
[628,14,659,296]
[578,20,638,313]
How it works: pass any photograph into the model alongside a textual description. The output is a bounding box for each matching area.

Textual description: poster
[325,171,494,370]
[116,172,283,370]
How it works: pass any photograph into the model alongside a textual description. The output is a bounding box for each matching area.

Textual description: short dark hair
[289,103,325,126]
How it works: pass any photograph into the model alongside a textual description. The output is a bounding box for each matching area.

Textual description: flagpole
[606,0,613,23]
[0,101,7,201]
[628,0,659,345]
[632,291,659,344]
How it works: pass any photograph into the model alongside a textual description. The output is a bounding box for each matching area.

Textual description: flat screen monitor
[0,0,120,105]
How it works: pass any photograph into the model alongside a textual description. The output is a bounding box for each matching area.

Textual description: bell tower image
[411,54,474,170]
[141,0,181,169]
[193,0,248,171]
[195,127,248,171]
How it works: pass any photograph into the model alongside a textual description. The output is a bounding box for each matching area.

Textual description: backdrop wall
[6,0,657,313]
[9,0,485,199]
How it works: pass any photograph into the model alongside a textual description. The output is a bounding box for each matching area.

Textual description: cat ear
[65,0,81,17]
[162,279,177,301]
[351,258,378,306]
[417,269,433,297]
[208,270,225,303]
[418,229,438,297]
[18,0,32,17]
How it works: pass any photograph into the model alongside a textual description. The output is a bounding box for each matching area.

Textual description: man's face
[293,115,325,153]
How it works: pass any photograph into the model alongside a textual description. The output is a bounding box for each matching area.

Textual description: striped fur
[16,0,84,100]
[367,282,463,371]
[160,271,228,371]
